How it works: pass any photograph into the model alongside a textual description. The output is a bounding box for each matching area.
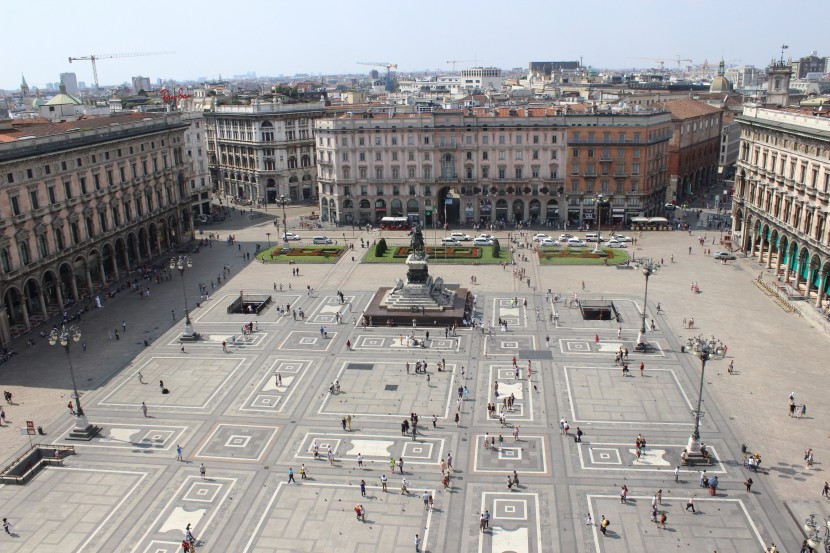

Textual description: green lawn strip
[363,244,508,264]
[538,247,630,265]
[255,245,345,264]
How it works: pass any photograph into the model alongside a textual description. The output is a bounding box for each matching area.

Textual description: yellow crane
[446,59,476,71]
[68,51,175,91]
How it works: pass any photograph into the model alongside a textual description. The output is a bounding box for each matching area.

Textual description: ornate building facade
[732,105,830,307]
[0,113,193,343]
[204,101,326,204]
[315,106,672,228]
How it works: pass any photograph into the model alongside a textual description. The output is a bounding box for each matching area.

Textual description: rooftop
[655,98,723,119]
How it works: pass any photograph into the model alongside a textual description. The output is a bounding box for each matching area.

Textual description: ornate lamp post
[49,324,99,440]
[279,195,289,249]
[641,264,653,334]
[170,255,195,338]
[802,513,830,553]
[265,232,271,249]
[592,193,606,255]
[686,335,719,460]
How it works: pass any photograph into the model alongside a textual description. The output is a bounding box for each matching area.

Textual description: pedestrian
[595,334,599,345]
[600,515,609,536]
[2,518,10,535]
[398,457,404,473]
[745,477,753,493]
[422,490,429,510]
[357,453,364,468]
[821,481,829,498]
[447,452,453,470]
[346,339,351,351]
[360,479,366,497]
[141,401,148,417]
[674,465,680,482]
[199,463,206,479]
[176,445,183,461]
[390,457,396,473]
[432,414,437,428]
[288,468,296,483]
[658,512,667,529]
[512,470,519,488]
[300,464,307,479]
[513,426,519,441]
[639,362,644,376]
[415,533,421,552]
[800,404,807,419]
[380,474,387,492]
[685,495,696,513]
[67,400,75,415]
[122,320,126,332]
[455,412,460,427]
[347,414,353,431]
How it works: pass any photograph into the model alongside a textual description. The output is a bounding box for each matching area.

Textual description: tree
[376,237,387,257]
[492,238,500,258]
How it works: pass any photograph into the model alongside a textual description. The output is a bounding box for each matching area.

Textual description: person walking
[821,481,829,498]
[176,445,183,462]
[2,517,11,535]
[360,479,366,497]
[639,362,645,376]
[745,477,753,493]
[288,468,296,483]
[414,533,421,552]
[122,320,127,333]
[300,464,307,479]
[380,474,387,492]
[199,463,206,479]
[600,515,609,536]
[658,511,667,529]
[685,495,696,513]
[141,401,148,417]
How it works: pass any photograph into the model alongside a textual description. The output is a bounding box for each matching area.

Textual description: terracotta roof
[0,113,163,141]
[655,98,722,119]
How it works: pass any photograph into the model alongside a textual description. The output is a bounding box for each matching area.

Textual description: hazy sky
[2,0,827,90]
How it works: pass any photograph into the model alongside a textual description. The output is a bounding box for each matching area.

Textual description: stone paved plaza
[0,205,827,552]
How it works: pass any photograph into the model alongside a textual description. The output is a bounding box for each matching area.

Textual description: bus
[378,216,412,230]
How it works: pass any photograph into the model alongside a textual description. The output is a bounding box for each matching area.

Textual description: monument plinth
[363,226,471,326]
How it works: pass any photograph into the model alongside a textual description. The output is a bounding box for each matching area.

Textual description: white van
[312,236,332,244]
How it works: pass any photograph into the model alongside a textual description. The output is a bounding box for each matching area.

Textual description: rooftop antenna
[780,44,789,64]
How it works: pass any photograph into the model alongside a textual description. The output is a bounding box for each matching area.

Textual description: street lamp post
[266,232,271,249]
[685,335,718,460]
[170,255,196,339]
[802,513,830,552]
[641,264,653,334]
[280,195,289,249]
[49,324,100,440]
[592,193,606,255]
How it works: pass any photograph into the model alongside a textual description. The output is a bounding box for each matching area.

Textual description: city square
[0,206,825,553]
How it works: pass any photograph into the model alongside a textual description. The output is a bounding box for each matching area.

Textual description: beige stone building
[315,106,672,228]
[204,100,326,204]
[0,113,193,343]
[732,104,830,308]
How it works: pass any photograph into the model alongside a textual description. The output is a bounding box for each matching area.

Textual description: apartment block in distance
[314,105,671,228]
[0,113,193,343]
[204,100,326,204]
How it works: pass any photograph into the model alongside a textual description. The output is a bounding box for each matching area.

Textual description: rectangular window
[423,167,431,179]
[424,137,429,145]
[391,137,398,145]
[63,181,73,199]
[533,135,539,144]
[498,168,506,179]
[359,153,366,162]
[5,173,12,184]
[482,136,489,145]
[499,135,505,144]
[48,186,57,205]
[375,152,382,161]
[375,137,381,145]
[515,151,523,160]
[44,165,51,175]
[482,167,489,178]
[408,167,416,178]
[483,151,489,161]
[392,152,398,161]
[119,166,126,182]
[107,170,114,187]
[587,149,594,158]
[515,167,523,179]
[11,196,20,216]
[409,185,416,195]
[30,189,39,210]
[499,151,505,161]
[375,167,383,180]
[516,135,523,144]
[359,167,367,179]
[342,153,349,162]
[532,150,539,160]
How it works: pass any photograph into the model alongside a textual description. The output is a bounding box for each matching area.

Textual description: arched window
[37,234,49,257]
[0,249,11,273]
[18,242,31,266]
[85,217,95,238]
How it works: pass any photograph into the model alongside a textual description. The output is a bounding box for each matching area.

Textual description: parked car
[441,237,461,246]
[473,237,494,246]
[283,232,301,241]
[558,233,575,242]
[478,233,495,240]
[585,233,601,242]
[449,232,472,241]
[608,234,632,242]
[312,236,332,244]
[713,251,736,260]
[532,233,551,242]
[539,238,560,247]
[566,238,587,247]
[605,239,627,248]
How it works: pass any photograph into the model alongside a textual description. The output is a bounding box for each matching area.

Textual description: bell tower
[765,45,792,107]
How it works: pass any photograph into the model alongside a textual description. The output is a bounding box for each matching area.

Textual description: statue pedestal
[380,254,456,312]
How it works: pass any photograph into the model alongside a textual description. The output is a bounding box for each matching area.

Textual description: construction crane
[446,59,475,71]
[68,51,175,91]
[356,61,398,92]
[675,56,692,70]
[631,57,667,70]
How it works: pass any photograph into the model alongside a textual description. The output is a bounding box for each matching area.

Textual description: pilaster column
[38,287,48,319]
[0,305,11,346]
[55,286,64,314]
[70,274,79,302]
[20,298,30,330]
[817,272,828,308]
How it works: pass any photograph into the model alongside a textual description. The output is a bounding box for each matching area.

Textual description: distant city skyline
[2,0,827,91]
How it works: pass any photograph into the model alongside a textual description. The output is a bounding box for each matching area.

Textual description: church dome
[710,75,732,93]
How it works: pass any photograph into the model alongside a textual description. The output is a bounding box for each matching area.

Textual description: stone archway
[41,269,61,316]
[3,286,27,333]
[529,199,541,224]
[23,277,46,324]
[512,199,525,223]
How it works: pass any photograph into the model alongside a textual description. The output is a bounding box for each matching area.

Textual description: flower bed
[392,246,481,259]
[538,247,629,265]
[256,246,345,263]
